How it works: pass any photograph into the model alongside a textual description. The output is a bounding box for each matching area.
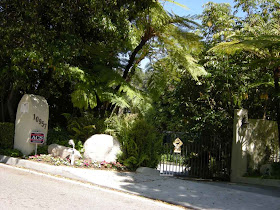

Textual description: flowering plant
[28,155,126,171]
[100,160,126,171]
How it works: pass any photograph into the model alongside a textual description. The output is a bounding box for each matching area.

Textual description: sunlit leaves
[159,0,189,10]
[199,2,237,43]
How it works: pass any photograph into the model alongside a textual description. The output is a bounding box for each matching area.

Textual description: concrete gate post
[231,109,249,182]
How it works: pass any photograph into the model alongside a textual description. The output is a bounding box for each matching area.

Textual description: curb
[0,155,85,181]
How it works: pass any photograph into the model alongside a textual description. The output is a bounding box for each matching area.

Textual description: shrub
[47,127,71,146]
[111,116,162,170]
[0,122,15,149]
[37,145,48,154]
[62,112,98,142]
[271,162,280,177]
[0,148,22,157]
[46,127,84,153]
[29,145,49,156]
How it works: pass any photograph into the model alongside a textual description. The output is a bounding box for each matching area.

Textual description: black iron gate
[159,132,232,181]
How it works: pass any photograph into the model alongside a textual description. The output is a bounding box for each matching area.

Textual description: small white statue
[48,143,82,160]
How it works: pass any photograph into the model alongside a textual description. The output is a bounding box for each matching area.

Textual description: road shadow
[114,171,280,210]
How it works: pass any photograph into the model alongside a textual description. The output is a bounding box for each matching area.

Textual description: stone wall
[246,119,279,171]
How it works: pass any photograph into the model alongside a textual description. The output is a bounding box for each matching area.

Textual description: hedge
[0,122,15,149]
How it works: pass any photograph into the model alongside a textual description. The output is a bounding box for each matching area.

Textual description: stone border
[0,155,71,176]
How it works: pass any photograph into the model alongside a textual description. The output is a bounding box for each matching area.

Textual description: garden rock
[83,134,121,162]
[48,144,82,160]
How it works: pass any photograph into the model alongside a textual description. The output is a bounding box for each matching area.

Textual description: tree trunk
[122,26,154,81]
[109,27,155,115]
[273,67,280,146]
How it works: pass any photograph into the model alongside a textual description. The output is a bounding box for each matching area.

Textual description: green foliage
[0,148,22,157]
[29,145,49,156]
[0,123,14,149]
[105,115,162,170]
[47,127,71,146]
[47,126,85,152]
[4,0,280,174]
[122,119,162,170]
[199,2,237,44]
[62,112,99,143]
[143,6,207,97]
[0,0,156,122]
[245,162,280,179]
[160,0,189,10]
[161,154,185,164]
[146,60,234,153]
[0,0,207,129]
[205,0,280,147]
[75,140,85,153]
[104,114,138,141]
[71,89,97,110]
[271,162,280,177]
[37,145,48,155]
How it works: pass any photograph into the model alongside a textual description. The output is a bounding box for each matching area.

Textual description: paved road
[0,165,183,210]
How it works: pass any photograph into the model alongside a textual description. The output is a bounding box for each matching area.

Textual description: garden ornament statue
[68,139,75,165]
[48,144,82,161]
[173,138,183,154]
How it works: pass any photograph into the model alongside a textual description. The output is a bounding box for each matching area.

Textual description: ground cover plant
[28,154,127,171]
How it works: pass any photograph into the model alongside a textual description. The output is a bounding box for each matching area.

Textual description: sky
[162,0,238,16]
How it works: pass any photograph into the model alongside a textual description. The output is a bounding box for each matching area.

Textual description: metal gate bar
[159,132,232,181]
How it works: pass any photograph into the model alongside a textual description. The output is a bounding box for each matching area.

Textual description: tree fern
[160,0,189,10]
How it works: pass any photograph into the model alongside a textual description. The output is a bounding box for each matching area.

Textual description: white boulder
[83,134,121,162]
[48,144,82,160]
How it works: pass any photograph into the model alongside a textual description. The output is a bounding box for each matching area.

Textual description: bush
[47,127,71,146]
[111,116,162,170]
[271,162,280,177]
[62,112,98,142]
[37,145,48,154]
[29,145,49,156]
[47,127,84,153]
[0,148,23,157]
[0,122,15,149]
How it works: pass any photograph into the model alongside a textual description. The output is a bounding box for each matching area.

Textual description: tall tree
[0,0,154,122]
[210,0,280,144]
[72,2,207,116]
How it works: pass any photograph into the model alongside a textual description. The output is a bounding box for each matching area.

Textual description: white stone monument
[14,94,49,155]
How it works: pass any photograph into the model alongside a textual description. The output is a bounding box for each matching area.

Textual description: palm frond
[160,0,189,10]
